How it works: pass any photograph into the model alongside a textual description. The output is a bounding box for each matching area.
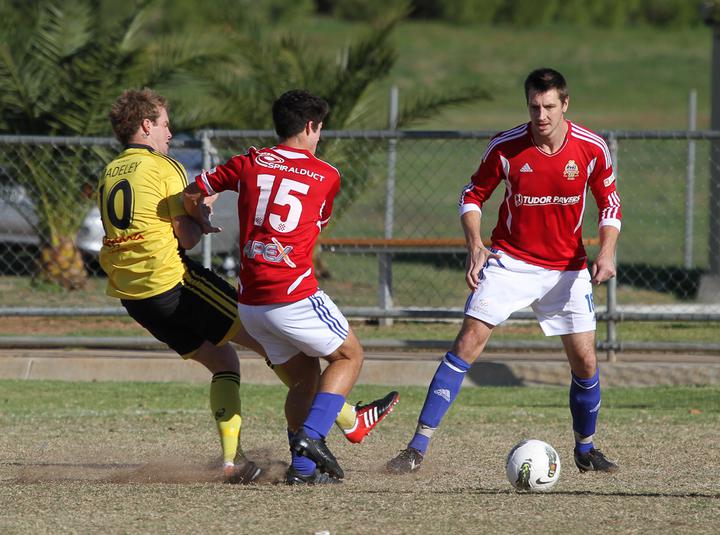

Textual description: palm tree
[0,0,228,288]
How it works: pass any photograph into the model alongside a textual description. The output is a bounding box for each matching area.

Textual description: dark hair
[524,68,568,103]
[272,89,330,140]
[109,88,167,145]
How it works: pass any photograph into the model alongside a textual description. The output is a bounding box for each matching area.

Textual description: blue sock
[303,391,346,439]
[288,429,316,475]
[569,370,601,454]
[408,352,471,454]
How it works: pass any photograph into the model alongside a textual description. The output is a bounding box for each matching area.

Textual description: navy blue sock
[303,391,346,439]
[288,429,316,475]
[408,352,471,454]
[569,369,601,454]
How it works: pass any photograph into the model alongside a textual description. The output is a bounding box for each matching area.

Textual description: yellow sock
[210,372,242,465]
[335,401,356,430]
[270,362,356,429]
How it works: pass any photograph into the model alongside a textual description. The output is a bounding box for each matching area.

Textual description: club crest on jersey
[563,160,579,180]
[256,152,286,168]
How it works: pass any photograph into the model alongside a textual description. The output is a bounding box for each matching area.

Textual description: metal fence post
[685,90,698,269]
[708,21,720,275]
[379,86,398,324]
[606,134,619,362]
[200,130,213,269]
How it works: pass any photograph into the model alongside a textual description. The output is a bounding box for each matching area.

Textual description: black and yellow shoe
[223,459,261,484]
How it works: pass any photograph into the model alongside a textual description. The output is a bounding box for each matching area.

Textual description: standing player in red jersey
[184,90,391,484]
[387,68,622,475]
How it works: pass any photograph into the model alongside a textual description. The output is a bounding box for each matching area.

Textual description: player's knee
[452,318,492,361]
[338,335,365,364]
[192,342,240,374]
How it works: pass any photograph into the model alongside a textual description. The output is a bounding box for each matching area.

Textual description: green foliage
[440,0,506,25]
[325,0,411,22]
[0,0,228,250]
[638,0,703,27]
[555,0,642,28]
[496,0,560,26]
[155,0,316,29]
[405,0,704,27]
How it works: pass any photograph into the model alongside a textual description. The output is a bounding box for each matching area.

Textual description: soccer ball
[505,439,561,492]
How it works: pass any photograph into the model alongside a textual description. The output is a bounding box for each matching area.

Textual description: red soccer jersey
[195,145,340,305]
[459,121,622,270]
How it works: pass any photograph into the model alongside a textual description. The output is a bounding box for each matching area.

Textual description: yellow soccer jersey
[98,144,189,299]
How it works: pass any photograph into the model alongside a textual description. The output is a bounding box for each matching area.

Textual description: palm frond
[40,2,93,59]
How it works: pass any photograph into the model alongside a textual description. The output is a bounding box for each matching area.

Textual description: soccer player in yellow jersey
[99,89,398,484]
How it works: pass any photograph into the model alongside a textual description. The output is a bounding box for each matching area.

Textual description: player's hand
[465,246,501,290]
[591,251,616,285]
[198,202,222,234]
[202,193,219,214]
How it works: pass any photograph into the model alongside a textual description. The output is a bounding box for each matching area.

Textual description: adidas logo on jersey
[519,163,533,173]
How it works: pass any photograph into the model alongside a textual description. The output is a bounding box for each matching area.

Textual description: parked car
[0,148,241,274]
[0,175,39,247]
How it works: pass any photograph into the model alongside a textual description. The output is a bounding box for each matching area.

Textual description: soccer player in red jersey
[387,68,622,475]
[184,90,393,484]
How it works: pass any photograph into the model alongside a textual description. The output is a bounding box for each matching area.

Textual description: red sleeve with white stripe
[574,126,622,230]
[318,177,340,229]
[195,153,249,196]
[458,143,504,216]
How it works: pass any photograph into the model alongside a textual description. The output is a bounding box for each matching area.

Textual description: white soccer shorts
[464,250,596,336]
[238,290,350,365]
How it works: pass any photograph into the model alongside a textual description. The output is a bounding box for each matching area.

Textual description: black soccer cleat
[223,459,262,484]
[574,447,619,473]
[290,429,344,479]
[285,466,343,485]
[386,447,424,474]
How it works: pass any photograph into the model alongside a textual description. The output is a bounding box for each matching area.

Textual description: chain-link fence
[1,130,719,354]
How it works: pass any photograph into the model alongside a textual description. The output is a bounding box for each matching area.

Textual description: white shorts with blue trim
[237,290,350,365]
[464,250,596,336]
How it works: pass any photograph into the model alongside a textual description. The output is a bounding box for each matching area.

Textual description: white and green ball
[506,439,561,492]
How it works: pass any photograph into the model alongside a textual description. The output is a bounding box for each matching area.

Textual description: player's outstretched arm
[461,211,500,290]
[591,225,620,285]
[171,214,204,250]
[183,182,222,234]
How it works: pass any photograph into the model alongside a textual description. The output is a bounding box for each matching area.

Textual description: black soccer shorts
[121,257,241,358]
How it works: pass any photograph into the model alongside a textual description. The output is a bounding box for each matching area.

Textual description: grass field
[1,380,718,534]
[294,19,709,131]
[3,275,720,347]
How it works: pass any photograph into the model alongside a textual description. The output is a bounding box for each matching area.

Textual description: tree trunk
[39,237,88,290]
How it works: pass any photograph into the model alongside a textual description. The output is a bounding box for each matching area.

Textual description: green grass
[1,380,719,534]
[2,274,719,346]
[352,319,720,345]
[294,18,709,131]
